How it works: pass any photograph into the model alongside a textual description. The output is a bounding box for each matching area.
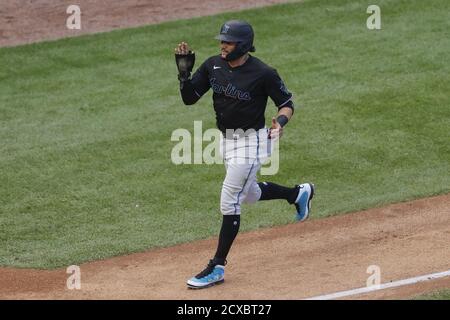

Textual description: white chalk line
[305,269,450,300]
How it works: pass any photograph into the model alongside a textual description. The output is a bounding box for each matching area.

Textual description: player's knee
[243,192,258,204]
[242,183,261,204]
[220,200,238,215]
[220,182,242,215]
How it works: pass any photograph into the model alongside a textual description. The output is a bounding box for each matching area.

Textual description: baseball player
[174,20,315,289]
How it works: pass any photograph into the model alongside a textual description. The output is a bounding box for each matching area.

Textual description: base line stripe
[305,269,450,300]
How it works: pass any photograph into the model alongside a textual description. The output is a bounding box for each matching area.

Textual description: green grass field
[1,0,449,269]
[414,289,450,300]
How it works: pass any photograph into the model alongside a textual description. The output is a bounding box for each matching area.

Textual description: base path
[1,194,449,300]
[0,0,296,47]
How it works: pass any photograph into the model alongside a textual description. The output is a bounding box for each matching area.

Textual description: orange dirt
[1,194,449,300]
[1,0,449,300]
[0,0,296,47]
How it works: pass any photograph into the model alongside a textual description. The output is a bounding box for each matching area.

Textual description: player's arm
[270,102,294,139]
[174,42,207,105]
[277,104,293,122]
[265,67,295,139]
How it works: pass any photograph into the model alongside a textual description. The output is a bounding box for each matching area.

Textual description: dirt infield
[1,194,449,299]
[0,0,296,47]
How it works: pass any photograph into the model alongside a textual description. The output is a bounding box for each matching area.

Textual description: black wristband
[276,115,289,127]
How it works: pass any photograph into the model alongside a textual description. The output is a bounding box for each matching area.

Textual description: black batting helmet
[215,20,255,61]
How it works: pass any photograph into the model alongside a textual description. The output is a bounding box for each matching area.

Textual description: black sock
[213,215,240,265]
[258,182,298,204]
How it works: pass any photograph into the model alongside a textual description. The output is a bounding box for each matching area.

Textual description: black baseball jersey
[190,55,293,132]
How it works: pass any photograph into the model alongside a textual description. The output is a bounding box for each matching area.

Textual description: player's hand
[175,42,191,55]
[269,117,283,139]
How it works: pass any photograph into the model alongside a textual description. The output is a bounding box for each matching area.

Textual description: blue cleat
[294,183,315,222]
[187,259,225,289]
